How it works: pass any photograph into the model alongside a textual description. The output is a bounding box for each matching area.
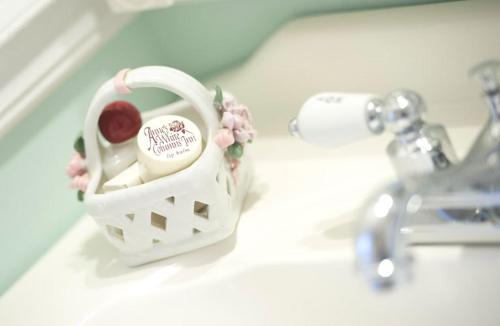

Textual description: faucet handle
[469,59,500,94]
[289,90,427,148]
[469,59,500,121]
[289,92,383,148]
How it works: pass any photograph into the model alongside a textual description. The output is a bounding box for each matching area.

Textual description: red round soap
[98,101,142,143]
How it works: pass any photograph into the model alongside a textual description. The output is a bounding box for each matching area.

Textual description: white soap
[102,161,142,192]
[101,138,137,179]
[137,115,203,181]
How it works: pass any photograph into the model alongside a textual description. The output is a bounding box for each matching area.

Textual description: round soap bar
[98,101,142,143]
[137,115,203,180]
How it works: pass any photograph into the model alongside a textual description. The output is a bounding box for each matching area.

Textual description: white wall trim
[0,0,133,138]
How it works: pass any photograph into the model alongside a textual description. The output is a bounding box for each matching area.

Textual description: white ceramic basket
[83,66,253,266]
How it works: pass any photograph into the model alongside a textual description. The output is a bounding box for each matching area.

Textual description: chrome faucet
[290,60,500,290]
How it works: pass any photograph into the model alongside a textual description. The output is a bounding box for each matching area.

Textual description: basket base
[119,157,254,266]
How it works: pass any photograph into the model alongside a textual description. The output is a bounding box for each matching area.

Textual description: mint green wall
[0,0,451,295]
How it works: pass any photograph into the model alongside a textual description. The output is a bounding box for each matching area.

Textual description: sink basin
[2,129,500,326]
[82,247,500,326]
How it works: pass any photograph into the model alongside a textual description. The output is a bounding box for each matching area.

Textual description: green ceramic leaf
[73,133,85,156]
[228,142,244,158]
[214,85,224,110]
[77,190,84,202]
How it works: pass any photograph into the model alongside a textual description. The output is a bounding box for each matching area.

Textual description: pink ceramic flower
[214,89,256,183]
[223,98,236,109]
[234,129,250,144]
[66,152,86,177]
[214,97,255,150]
[214,128,235,149]
[232,114,244,130]
[221,111,235,130]
[70,173,89,192]
[228,104,251,121]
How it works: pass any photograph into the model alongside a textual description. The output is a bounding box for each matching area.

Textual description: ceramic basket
[83,66,253,266]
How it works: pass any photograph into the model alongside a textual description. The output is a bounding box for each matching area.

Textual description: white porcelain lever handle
[289,92,381,148]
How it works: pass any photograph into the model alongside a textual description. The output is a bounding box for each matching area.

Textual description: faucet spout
[355,183,411,290]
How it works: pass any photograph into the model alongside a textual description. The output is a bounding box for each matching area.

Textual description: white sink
[81,247,500,326]
[2,128,500,326]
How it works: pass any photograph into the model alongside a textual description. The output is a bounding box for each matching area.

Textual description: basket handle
[83,66,218,187]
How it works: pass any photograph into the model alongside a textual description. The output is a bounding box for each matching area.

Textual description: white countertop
[3,126,500,325]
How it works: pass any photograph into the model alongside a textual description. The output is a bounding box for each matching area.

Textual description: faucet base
[402,211,500,244]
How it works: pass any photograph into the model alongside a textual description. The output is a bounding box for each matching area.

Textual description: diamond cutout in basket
[106,225,124,241]
[194,201,209,219]
[151,212,167,230]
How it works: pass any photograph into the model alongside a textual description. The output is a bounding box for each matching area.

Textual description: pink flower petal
[223,98,236,110]
[233,114,244,130]
[214,128,235,149]
[229,104,251,120]
[70,173,89,192]
[221,111,235,130]
[66,152,86,177]
[234,129,250,144]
